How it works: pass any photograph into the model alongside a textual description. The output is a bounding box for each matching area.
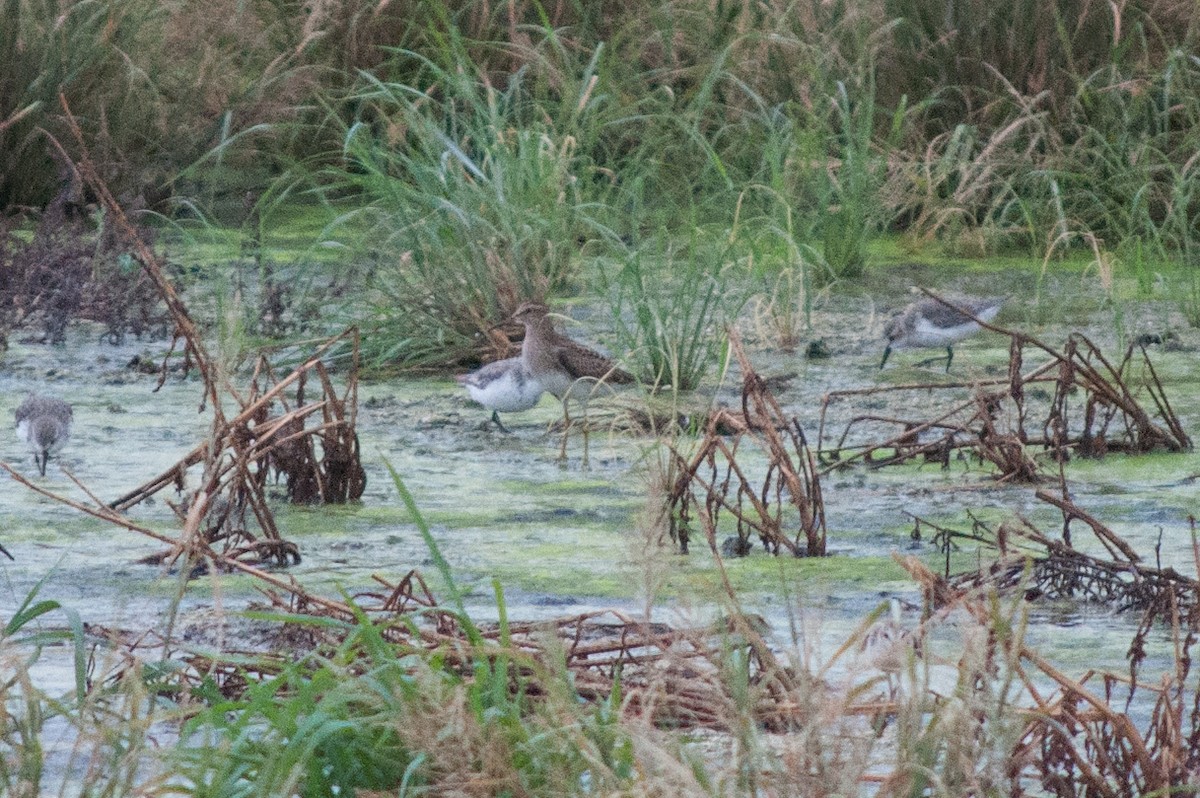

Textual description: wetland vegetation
[2,0,1200,794]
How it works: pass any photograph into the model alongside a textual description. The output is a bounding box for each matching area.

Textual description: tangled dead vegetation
[819,295,1191,483]
[100,328,367,569]
[909,484,1199,621]
[75,565,807,733]
[58,536,1200,796]
[898,555,1200,795]
[665,329,826,557]
[17,99,368,571]
[895,469,1200,792]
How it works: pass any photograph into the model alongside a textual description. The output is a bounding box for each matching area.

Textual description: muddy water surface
[2,274,1199,725]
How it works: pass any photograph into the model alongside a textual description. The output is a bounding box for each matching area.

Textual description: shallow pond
[2,268,1199,783]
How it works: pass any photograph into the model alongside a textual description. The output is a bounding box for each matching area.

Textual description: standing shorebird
[15,394,73,476]
[456,357,545,432]
[511,302,634,399]
[511,302,634,463]
[857,598,923,701]
[880,295,1005,372]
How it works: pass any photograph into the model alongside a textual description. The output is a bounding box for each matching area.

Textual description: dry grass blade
[58,94,219,412]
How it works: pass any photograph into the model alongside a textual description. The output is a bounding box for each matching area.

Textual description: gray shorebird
[856,598,923,699]
[511,302,634,398]
[880,295,1005,372]
[15,394,73,476]
[456,357,545,432]
[860,598,915,674]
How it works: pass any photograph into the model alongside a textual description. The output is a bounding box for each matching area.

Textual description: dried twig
[666,329,825,557]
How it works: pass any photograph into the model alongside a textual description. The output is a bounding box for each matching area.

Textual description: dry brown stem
[910,495,1197,618]
[665,328,825,557]
[819,301,1190,482]
[55,95,366,568]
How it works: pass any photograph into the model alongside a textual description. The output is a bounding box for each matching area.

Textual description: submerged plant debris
[910,489,1199,621]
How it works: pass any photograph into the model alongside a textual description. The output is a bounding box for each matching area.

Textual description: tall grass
[877,0,1197,129]
[5,0,1198,210]
[735,191,819,352]
[296,3,917,368]
[311,29,617,368]
[0,579,92,795]
[821,73,902,278]
[601,225,745,393]
[0,0,165,209]
[1048,50,1200,259]
[6,0,1200,364]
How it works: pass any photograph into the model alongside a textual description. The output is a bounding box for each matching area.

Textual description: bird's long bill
[36,450,48,476]
[879,344,892,370]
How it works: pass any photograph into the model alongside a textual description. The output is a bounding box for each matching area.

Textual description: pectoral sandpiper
[880,295,1005,372]
[15,394,73,476]
[511,302,634,464]
[456,356,545,432]
[511,302,634,398]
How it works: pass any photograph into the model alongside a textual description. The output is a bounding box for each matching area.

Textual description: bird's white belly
[468,374,544,412]
[907,318,983,347]
[17,418,70,453]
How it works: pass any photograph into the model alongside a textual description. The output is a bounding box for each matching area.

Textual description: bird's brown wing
[556,340,634,384]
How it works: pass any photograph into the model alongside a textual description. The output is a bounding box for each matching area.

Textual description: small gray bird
[880,295,1005,371]
[456,357,545,432]
[15,394,73,476]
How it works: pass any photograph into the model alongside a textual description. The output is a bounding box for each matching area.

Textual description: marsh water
[2,267,1199,784]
